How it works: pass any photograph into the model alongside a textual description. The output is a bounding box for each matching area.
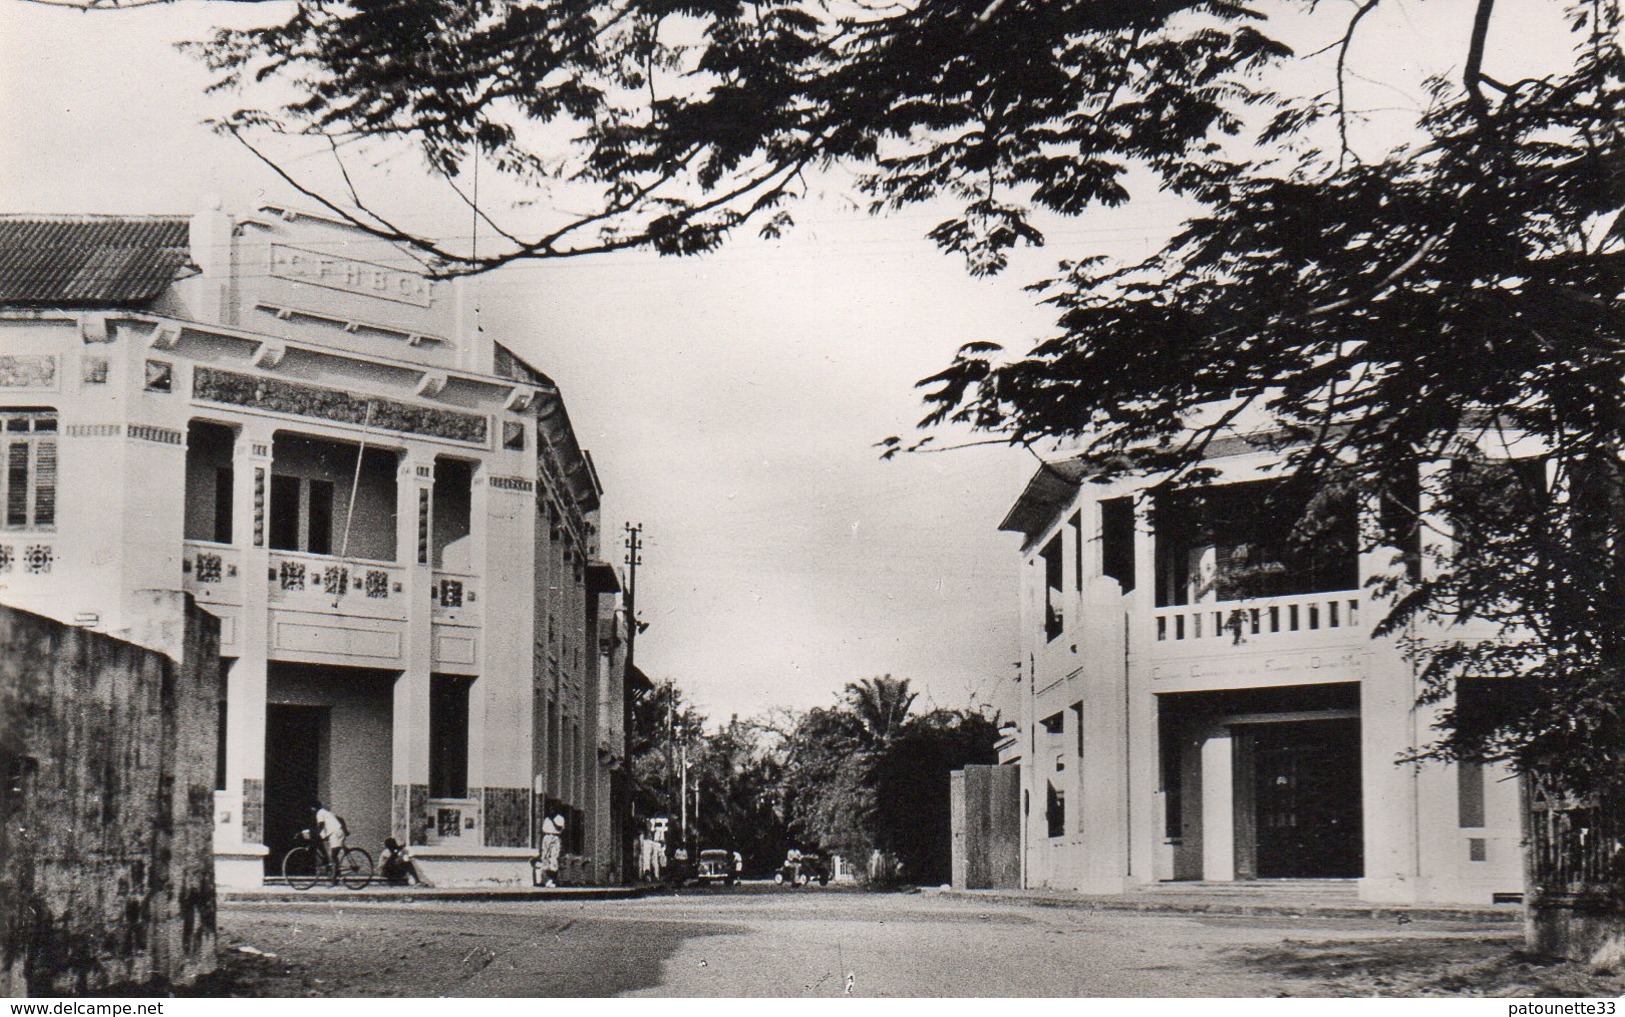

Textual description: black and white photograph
[0,0,1622,1001]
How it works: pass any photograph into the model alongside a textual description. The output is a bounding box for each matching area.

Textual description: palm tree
[844,676,917,747]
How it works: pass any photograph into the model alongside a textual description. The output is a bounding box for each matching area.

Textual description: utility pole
[621,522,642,883]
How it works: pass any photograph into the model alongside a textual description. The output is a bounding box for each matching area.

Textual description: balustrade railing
[183,541,243,604]
[431,571,480,624]
[267,549,407,620]
[1153,591,1362,646]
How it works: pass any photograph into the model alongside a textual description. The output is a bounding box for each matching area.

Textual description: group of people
[300,800,568,888]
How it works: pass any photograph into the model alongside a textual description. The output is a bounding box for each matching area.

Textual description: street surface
[207,884,1615,997]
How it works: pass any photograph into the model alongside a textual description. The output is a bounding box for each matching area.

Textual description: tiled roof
[0,215,193,308]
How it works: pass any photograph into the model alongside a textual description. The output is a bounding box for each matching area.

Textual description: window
[502,420,525,451]
[1046,782,1066,838]
[2,410,56,530]
[213,467,234,543]
[215,659,231,792]
[143,359,173,393]
[1449,455,1546,562]
[1069,513,1084,591]
[307,479,333,555]
[1072,703,1085,832]
[1379,465,1422,583]
[1040,535,1064,641]
[1457,761,1486,829]
[269,475,334,554]
[429,674,473,798]
[1100,497,1136,593]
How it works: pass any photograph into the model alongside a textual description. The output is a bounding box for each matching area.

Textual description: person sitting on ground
[379,837,431,886]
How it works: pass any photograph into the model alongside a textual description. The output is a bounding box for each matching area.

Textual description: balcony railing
[183,541,243,605]
[268,549,408,621]
[1153,591,1361,646]
[431,571,480,624]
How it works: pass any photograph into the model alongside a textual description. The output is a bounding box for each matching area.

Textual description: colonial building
[993,433,1525,905]
[0,205,626,887]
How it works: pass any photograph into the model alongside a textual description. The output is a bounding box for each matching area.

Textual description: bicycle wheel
[337,847,374,889]
[282,846,321,890]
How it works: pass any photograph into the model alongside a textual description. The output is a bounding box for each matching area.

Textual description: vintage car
[773,851,830,887]
[696,848,737,885]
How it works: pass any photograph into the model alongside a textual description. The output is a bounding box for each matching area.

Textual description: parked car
[696,848,737,885]
[774,850,830,887]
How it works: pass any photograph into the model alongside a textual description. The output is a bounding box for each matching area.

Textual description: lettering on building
[269,244,434,307]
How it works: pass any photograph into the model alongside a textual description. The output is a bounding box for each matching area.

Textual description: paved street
[201,884,1619,997]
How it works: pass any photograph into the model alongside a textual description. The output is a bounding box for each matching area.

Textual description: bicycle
[281,831,374,890]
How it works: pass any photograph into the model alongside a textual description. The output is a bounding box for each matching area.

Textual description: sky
[0,0,1570,722]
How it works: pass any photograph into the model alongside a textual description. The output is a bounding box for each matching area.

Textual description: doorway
[1234,718,1362,878]
[264,704,326,870]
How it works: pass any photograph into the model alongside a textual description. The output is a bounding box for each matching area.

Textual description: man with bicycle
[309,799,346,870]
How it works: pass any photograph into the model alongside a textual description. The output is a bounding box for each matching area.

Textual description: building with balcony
[0,206,627,887]
[992,433,1525,905]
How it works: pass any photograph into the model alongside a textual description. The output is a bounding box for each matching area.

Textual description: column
[1125,496,1161,885]
[219,422,273,886]
[1200,727,1236,881]
[392,452,434,846]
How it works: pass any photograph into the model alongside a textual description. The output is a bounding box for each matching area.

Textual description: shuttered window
[1,410,56,530]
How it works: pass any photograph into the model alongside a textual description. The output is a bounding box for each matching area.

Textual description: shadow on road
[187,904,747,997]
[1235,935,1624,997]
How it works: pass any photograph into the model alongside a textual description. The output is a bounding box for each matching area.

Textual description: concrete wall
[0,598,218,996]
[951,764,1021,889]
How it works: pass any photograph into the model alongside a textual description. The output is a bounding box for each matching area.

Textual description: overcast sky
[0,0,1563,722]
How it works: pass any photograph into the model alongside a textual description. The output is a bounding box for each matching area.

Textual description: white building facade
[0,206,625,887]
[998,435,1525,905]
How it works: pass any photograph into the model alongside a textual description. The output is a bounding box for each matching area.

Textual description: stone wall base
[1528,901,1625,964]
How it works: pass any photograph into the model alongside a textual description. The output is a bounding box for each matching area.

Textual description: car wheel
[773,872,784,885]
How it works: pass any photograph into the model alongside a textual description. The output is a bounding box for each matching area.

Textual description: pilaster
[392,453,434,845]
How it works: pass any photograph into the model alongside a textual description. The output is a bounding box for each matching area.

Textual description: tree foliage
[627,675,994,881]
[779,676,999,883]
[184,0,1287,274]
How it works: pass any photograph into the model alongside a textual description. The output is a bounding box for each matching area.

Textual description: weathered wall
[951,764,1021,890]
[0,599,219,997]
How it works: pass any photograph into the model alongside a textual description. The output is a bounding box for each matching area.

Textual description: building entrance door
[263,704,326,870]
[1234,718,1362,879]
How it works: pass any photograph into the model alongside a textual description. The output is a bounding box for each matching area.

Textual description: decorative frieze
[242,778,264,846]
[416,489,430,565]
[193,367,488,445]
[364,569,390,599]
[23,544,52,574]
[194,552,223,584]
[320,566,348,597]
[436,807,462,838]
[64,424,121,438]
[252,468,266,547]
[482,788,531,848]
[127,424,183,446]
[0,354,56,389]
[278,560,306,591]
[488,475,534,493]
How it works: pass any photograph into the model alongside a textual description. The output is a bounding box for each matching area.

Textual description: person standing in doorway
[539,812,565,888]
